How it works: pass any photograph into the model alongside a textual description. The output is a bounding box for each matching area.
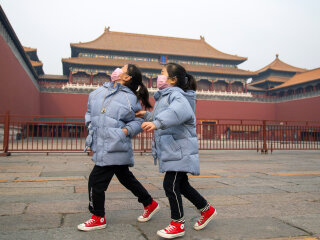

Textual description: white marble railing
[61,83,101,90]
[148,87,253,97]
[61,84,253,97]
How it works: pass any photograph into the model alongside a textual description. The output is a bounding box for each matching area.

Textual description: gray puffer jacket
[144,87,200,175]
[85,82,143,167]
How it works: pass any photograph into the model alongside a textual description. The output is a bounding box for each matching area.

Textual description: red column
[90,73,93,85]
[68,71,73,84]
[211,80,214,91]
[313,85,317,91]
[228,82,231,92]
[244,83,247,93]
[149,77,153,88]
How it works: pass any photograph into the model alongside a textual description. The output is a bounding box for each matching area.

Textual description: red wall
[275,96,320,121]
[39,93,278,121]
[39,93,320,122]
[40,92,88,117]
[196,99,276,121]
[0,35,40,115]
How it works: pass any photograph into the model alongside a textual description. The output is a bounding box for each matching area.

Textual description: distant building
[1,5,320,122]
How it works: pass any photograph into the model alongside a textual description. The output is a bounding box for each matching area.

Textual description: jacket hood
[181,90,196,112]
[154,87,196,112]
[103,81,134,95]
[154,87,184,100]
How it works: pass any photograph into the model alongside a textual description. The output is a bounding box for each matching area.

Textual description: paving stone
[40,171,89,177]
[216,176,295,187]
[0,186,74,195]
[236,192,320,204]
[0,203,26,216]
[273,184,320,193]
[0,214,62,231]
[0,225,145,240]
[1,165,43,173]
[135,215,309,240]
[0,179,86,188]
[278,214,320,235]
[26,201,88,214]
[194,185,287,196]
[0,151,320,240]
[0,172,41,178]
[216,201,320,219]
[0,192,88,204]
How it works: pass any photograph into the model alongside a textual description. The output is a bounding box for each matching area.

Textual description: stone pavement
[0,150,319,240]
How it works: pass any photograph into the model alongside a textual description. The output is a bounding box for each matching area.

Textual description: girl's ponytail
[125,64,152,109]
[185,73,197,91]
[137,82,152,109]
[166,62,197,92]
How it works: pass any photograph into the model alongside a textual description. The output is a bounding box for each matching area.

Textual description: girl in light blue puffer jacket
[78,64,159,232]
[137,63,217,239]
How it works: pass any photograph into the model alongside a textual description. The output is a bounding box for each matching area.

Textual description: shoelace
[165,224,176,232]
[143,208,150,217]
[85,218,96,225]
[198,213,205,224]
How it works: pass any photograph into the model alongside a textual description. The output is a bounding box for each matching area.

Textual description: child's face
[119,65,131,82]
[161,67,177,86]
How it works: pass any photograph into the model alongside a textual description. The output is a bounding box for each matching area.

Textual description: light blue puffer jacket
[144,87,200,175]
[85,82,143,167]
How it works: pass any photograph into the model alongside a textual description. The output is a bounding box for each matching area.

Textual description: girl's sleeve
[124,101,143,137]
[143,111,153,121]
[153,92,193,130]
[85,93,92,126]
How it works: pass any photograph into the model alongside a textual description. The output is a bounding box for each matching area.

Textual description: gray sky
[1,0,320,75]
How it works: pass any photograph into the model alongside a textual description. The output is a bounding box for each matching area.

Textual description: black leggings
[88,165,153,217]
[163,171,208,221]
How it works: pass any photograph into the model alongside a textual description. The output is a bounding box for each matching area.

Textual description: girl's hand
[135,110,146,118]
[141,122,156,131]
[121,128,128,136]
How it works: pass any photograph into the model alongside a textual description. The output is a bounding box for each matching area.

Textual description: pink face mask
[157,75,169,90]
[111,68,123,82]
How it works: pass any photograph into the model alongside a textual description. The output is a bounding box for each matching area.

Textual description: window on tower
[160,56,167,64]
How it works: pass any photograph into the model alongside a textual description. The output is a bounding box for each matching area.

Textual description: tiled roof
[272,68,320,89]
[255,54,306,74]
[250,76,289,86]
[23,46,37,52]
[39,74,68,80]
[62,57,255,76]
[70,28,247,62]
[30,60,43,67]
[247,85,265,91]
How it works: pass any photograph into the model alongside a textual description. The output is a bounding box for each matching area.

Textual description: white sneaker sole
[157,230,185,239]
[137,204,160,222]
[194,209,217,230]
[77,223,107,231]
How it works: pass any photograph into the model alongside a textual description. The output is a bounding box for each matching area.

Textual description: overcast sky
[1,0,320,75]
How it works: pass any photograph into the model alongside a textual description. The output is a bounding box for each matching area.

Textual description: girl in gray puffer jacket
[138,63,217,239]
[78,64,159,232]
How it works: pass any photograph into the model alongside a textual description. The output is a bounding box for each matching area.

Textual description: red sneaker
[77,215,106,231]
[137,200,160,222]
[157,221,185,239]
[194,206,217,230]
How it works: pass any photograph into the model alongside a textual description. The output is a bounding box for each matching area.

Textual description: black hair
[165,62,197,91]
[125,64,152,109]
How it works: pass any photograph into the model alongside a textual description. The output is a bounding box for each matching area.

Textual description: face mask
[111,68,123,82]
[157,75,169,90]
